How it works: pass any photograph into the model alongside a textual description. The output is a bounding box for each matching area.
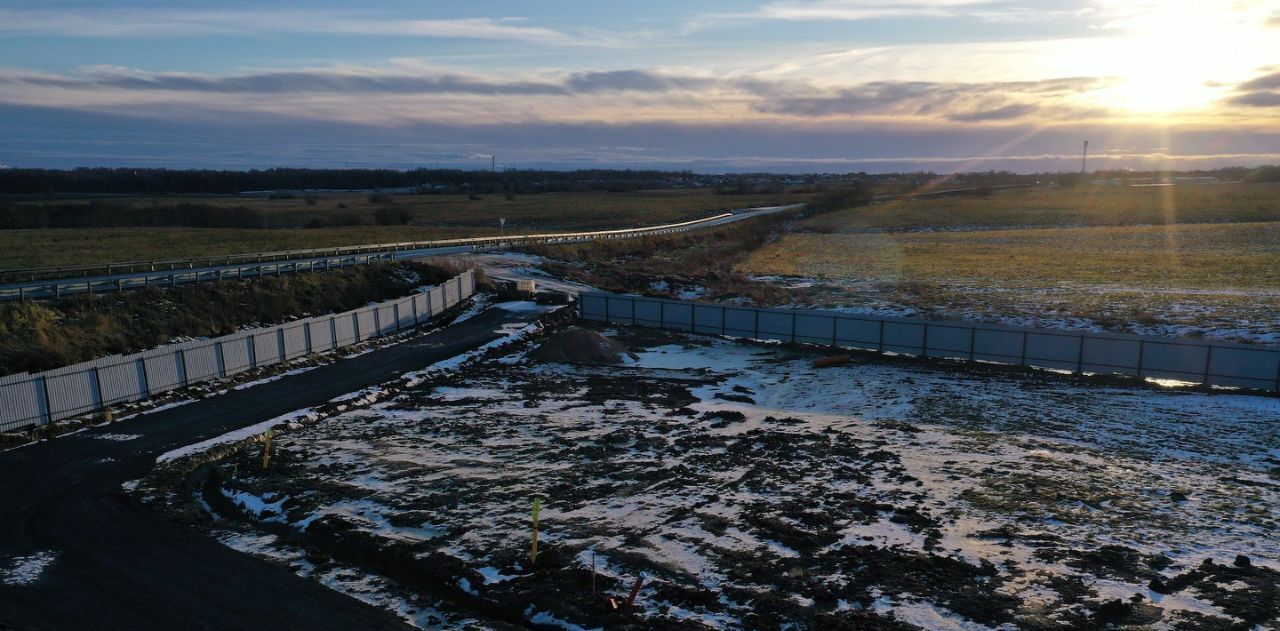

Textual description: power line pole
[1081,140,1089,175]
[491,155,496,174]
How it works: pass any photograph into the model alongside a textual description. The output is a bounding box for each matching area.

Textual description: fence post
[215,341,226,377]
[722,306,727,336]
[830,316,837,347]
[632,297,637,326]
[352,313,361,341]
[40,375,53,427]
[426,290,433,318]
[968,327,976,361]
[921,323,929,357]
[139,357,151,396]
[177,349,188,387]
[329,316,338,350]
[1019,331,1028,365]
[1075,335,1085,374]
[660,301,665,328]
[1136,340,1146,377]
[753,309,760,340]
[878,320,885,353]
[277,329,286,362]
[1274,353,1280,392]
[1202,345,1213,385]
[92,366,106,407]
[790,312,797,343]
[605,296,611,323]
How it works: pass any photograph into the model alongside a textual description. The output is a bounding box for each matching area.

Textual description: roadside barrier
[0,271,475,432]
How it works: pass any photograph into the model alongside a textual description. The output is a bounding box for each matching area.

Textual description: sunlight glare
[1083,2,1274,115]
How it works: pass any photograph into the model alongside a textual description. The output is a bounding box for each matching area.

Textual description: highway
[0,203,801,301]
[0,304,546,630]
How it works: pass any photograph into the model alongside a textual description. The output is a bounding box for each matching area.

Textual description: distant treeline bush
[0,202,277,229]
[805,184,875,215]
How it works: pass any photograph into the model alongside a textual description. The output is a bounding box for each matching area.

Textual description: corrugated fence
[0,270,475,432]
[580,292,1280,393]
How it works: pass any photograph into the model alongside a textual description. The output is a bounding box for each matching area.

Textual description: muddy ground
[137,324,1280,629]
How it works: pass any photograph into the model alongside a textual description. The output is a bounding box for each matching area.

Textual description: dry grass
[0,190,804,269]
[0,262,452,376]
[738,221,1280,290]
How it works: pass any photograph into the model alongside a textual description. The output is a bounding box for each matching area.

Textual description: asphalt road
[0,203,801,300]
[0,305,541,630]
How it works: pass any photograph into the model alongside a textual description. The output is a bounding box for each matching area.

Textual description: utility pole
[1081,140,1089,175]
[491,155,496,174]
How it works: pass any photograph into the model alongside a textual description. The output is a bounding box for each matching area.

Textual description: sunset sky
[2,0,1279,172]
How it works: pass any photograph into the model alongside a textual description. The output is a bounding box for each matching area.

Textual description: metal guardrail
[0,271,475,433]
[0,205,801,301]
[580,292,1280,393]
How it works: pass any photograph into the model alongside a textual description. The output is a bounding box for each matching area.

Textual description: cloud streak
[0,65,1122,126]
[0,9,582,44]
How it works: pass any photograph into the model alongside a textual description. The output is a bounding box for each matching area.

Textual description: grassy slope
[0,190,803,269]
[0,262,456,376]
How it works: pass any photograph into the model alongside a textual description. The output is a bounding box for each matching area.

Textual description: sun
[1079,2,1275,116]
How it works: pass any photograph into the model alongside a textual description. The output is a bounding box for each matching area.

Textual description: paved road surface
[0,305,541,630]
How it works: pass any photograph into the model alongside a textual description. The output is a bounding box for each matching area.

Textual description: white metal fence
[580,292,1280,393]
[0,270,475,432]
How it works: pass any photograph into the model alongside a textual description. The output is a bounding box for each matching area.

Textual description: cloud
[948,103,1039,121]
[756,77,1104,121]
[76,67,571,96]
[1226,70,1280,108]
[1230,92,1280,107]
[1237,71,1280,92]
[5,101,1280,173]
[0,65,1109,125]
[746,0,1001,21]
[0,9,581,44]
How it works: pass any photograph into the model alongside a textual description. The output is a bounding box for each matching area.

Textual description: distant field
[0,190,800,269]
[805,183,1280,232]
[743,183,1280,290]
[740,221,1280,290]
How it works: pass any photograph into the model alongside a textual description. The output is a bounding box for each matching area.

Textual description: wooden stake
[261,429,273,470]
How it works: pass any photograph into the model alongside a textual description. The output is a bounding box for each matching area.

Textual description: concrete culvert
[530,327,638,366]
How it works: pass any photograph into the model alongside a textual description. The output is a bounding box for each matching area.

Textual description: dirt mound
[530,327,637,365]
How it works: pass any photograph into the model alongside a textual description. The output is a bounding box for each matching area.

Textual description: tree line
[0,167,699,196]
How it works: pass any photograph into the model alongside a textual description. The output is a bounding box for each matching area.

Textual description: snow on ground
[171,327,1280,628]
[0,550,58,586]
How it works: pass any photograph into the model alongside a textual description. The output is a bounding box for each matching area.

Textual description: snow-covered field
[155,326,1280,629]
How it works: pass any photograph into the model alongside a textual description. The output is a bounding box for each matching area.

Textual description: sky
[1,0,1279,173]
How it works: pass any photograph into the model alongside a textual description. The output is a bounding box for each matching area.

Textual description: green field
[740,221,1280,290]
[805,183,1280,233]
[0,190,801,269]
